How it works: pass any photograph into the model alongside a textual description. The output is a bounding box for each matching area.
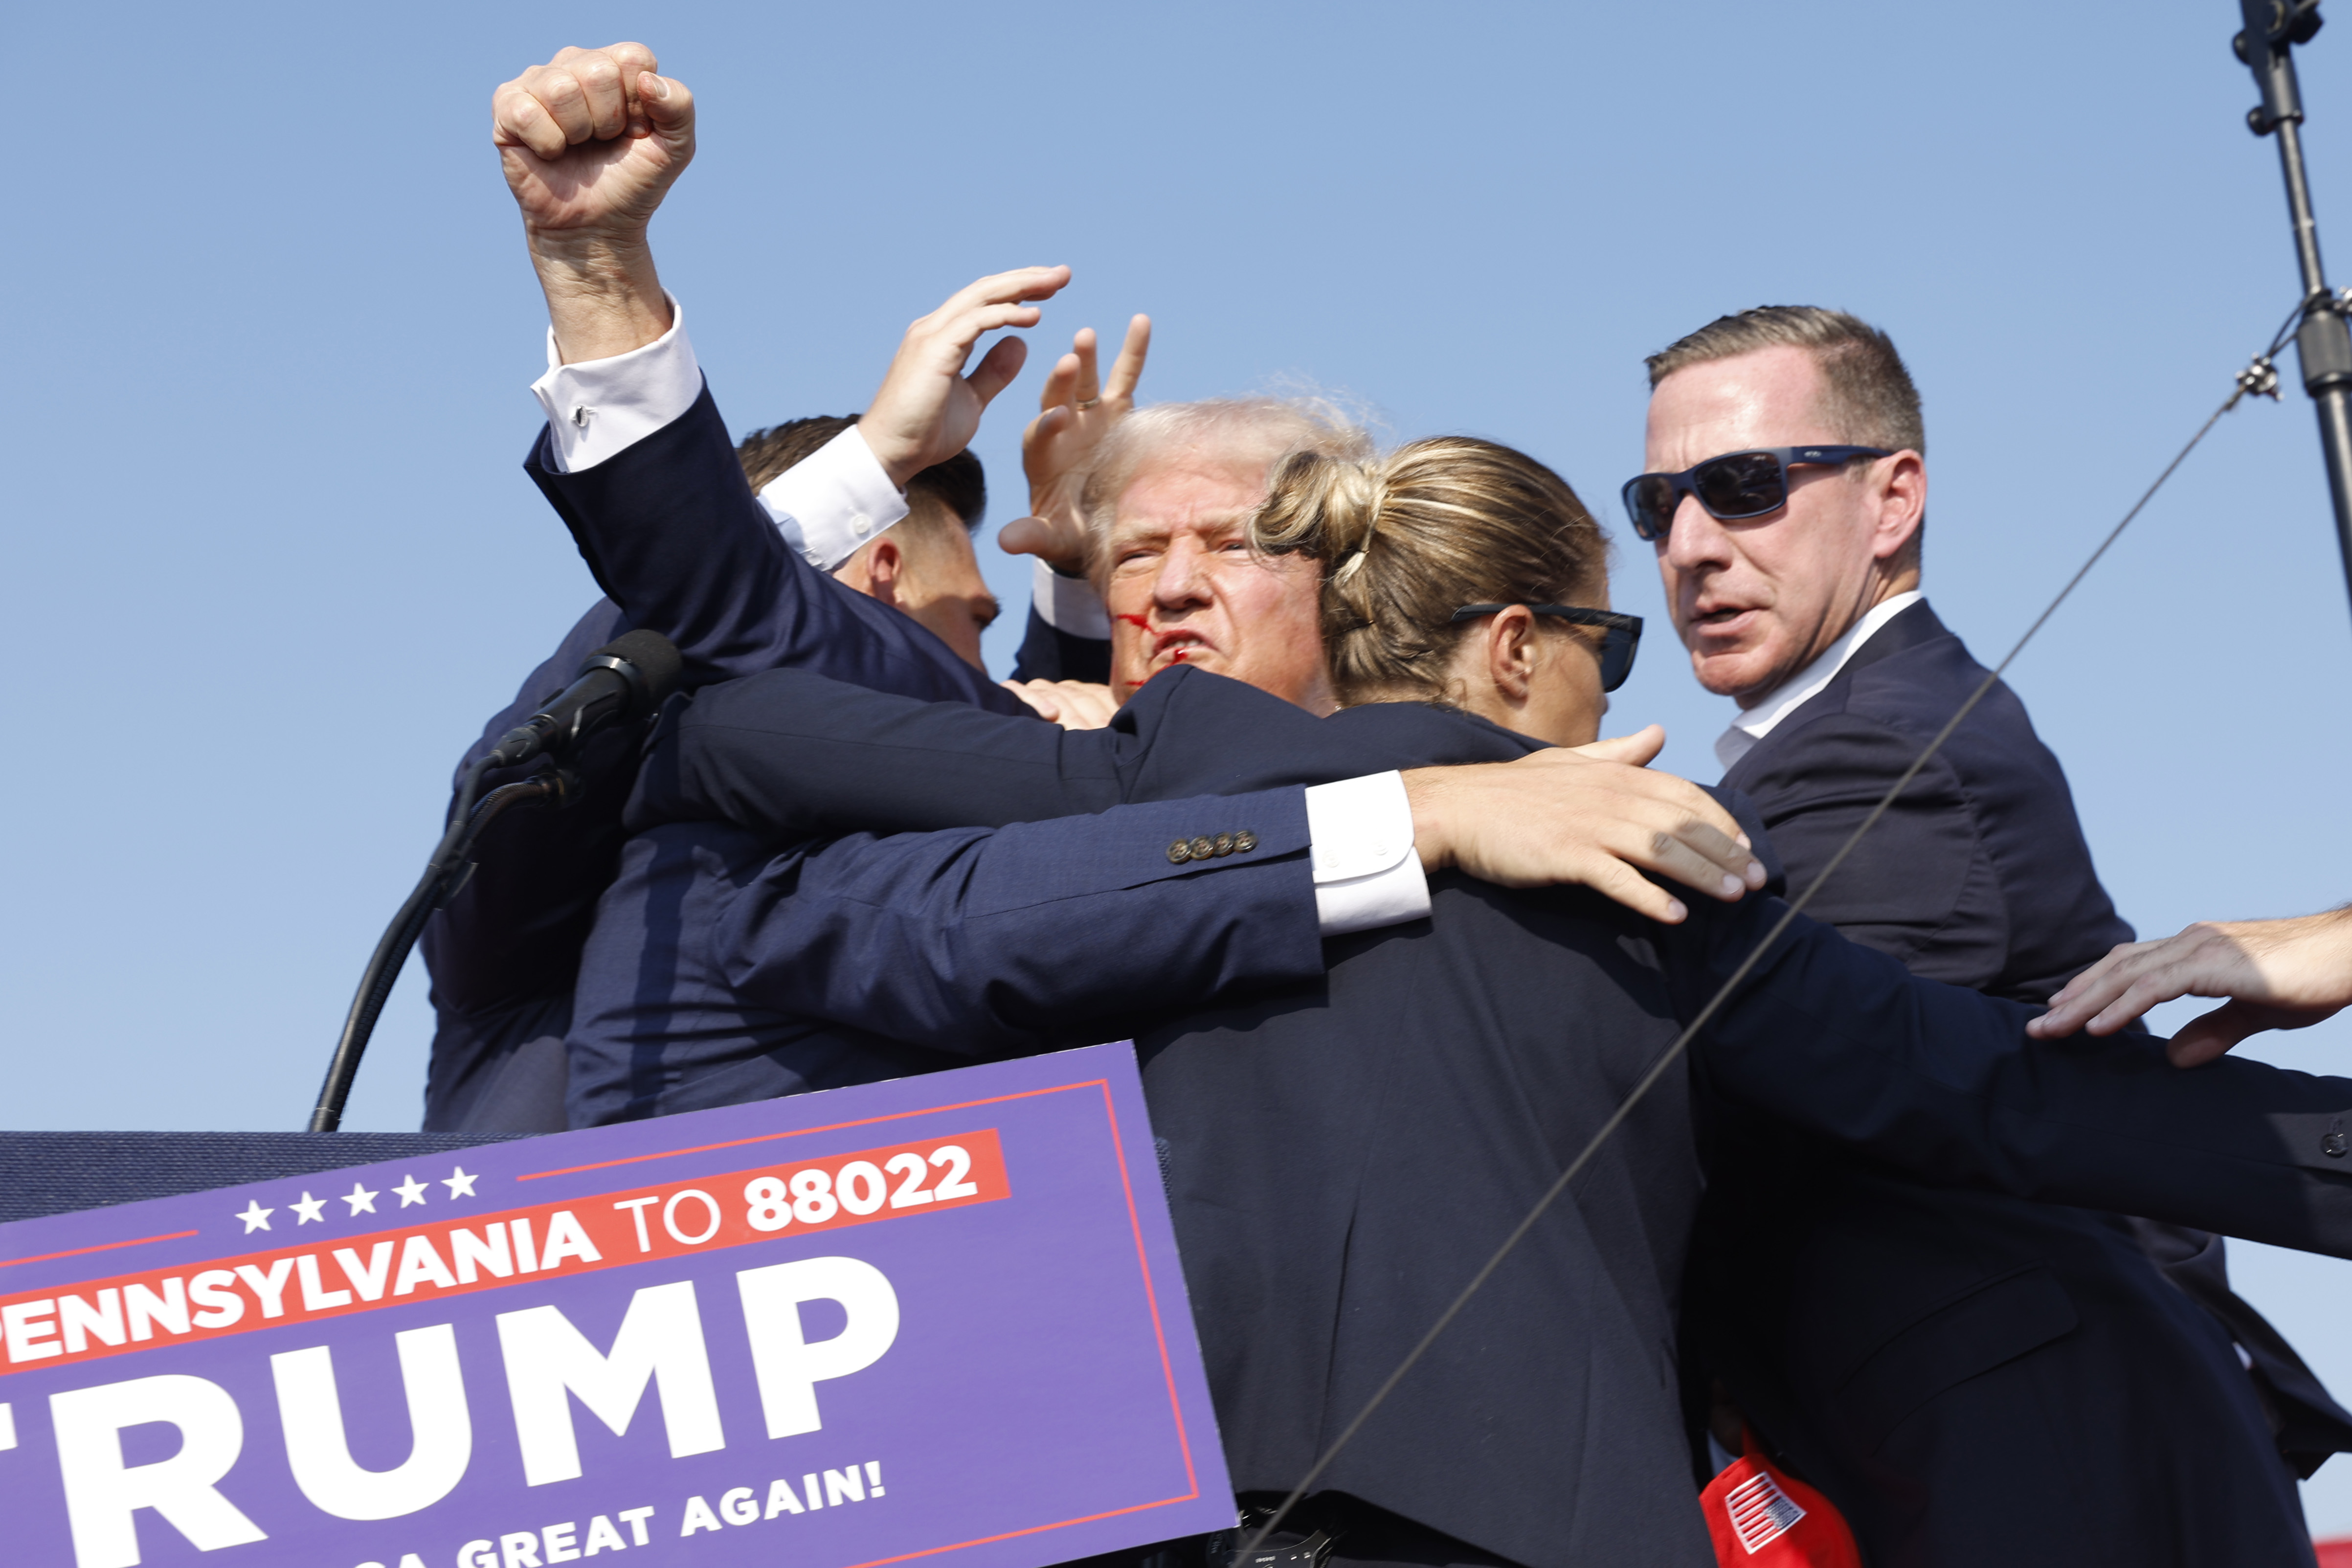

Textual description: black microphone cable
[1234,342,2290,1559]
[307,630,682,1132]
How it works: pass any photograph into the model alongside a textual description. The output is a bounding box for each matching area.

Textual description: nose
[1153,536,1214,610]
[1661,491,1733,573]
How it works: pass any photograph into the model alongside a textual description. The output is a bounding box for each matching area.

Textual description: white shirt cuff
[1304,772,1431,936]
[759,427,911,571]
[529,291,702,474]
[1031,557,1113,639]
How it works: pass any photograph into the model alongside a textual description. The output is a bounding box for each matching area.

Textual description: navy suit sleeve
[1730,714,2003,987]
[1675,896,2352,1258]
[714,788,1322,1051]
[423,391,1024,1107]
[629,667,1134,839]
[1009,602,1112,684]
[526,385,1030,712]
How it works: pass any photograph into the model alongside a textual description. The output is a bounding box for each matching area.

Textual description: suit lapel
[1721,600,1949,789]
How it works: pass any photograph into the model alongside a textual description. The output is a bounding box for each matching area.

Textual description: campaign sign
[0,1044,1232,1568]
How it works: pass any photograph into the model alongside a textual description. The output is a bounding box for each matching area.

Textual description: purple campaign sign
[0,1043,1232,1568]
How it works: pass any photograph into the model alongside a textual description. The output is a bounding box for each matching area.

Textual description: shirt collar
[1714,590,1925,773]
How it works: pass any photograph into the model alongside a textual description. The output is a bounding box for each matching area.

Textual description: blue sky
[11,0,2352,1531]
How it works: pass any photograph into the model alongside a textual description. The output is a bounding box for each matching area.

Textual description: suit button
[2325,1131,2347,1158]
[1189,837,1214,861]
[1232,830,1257,853]
[1167,840,1193,864]
[1212,833,1235,857]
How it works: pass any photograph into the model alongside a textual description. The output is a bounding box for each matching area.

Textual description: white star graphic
[393,1174,429,1208]
[235,1201,272,1234]
[290,1191,326,1225]
[341,1183,379,1216]
[442,1165,479,1199]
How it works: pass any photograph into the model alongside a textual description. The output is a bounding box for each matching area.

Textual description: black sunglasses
[1619,445,1891,542]
[1451,604,1643,692]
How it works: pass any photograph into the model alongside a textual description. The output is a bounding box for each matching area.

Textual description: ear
[863,537,907,608]
[1867,449,1927,563]
[1482,605,1539,704]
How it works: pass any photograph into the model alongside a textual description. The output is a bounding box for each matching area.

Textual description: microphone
[485,629,683,769]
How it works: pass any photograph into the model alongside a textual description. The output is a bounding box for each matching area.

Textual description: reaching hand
[859,268,1074,491]
[1401,742,1767,924]
[999,679,1119,729]
[493,45,694,246]
[998,315,1152,575]
[2027,907,2352,1066]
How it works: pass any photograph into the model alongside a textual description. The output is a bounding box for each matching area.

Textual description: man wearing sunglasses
[1629,307,2350,1567]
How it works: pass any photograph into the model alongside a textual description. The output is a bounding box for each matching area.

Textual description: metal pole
[2240,0,2352,615]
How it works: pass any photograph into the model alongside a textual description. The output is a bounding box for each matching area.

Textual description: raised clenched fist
[492,43,694,244]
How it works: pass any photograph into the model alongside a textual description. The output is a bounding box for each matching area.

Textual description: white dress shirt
[527,296,907,572]
[1030,557,1113,639]
[1713,590,1925,773]
[524,299,1430,940]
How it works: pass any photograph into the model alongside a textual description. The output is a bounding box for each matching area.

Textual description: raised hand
[859,268,1075,491]
[492,44,694,361]
[999,315,1153,575]
[1402,743,1767,925]
[2027,907,2352,1065]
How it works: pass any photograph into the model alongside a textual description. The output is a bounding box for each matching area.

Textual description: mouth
[1689,603,1756,635]
[1150,629,1212,665]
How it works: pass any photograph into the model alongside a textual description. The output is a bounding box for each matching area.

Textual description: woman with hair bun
[1248,435,1642,748]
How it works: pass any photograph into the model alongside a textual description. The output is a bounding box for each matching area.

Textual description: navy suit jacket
[1695,599,2346,1567]
[620,663,2352,1568]
[1009,601,1111,684]
[417,385,1026,1133]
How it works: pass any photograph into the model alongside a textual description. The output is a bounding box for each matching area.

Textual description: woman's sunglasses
[1452,604,1643,692]
[1618,445,1891,542]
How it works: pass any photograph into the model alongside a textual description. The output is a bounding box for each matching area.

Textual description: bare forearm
[531,232,672,363]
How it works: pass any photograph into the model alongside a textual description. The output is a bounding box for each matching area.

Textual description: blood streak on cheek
[1114,614,1149,629]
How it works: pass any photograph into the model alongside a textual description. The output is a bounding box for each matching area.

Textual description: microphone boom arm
[2238,0,2352,620]
[307,764,570,1132]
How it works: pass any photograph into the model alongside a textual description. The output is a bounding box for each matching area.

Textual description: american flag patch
[1725,1468,1807,1552]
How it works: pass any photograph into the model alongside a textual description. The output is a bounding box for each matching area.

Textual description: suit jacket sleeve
[1674,895,2352,1259]
[628,666,1133,840]
[526,383,1030,713]
[1730,713,2006,987]
[426,392,1026,1019]
[714,787,1323,1051]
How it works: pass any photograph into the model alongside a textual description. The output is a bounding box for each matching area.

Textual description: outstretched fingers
[1038,352,1082,414]
[931,266,1073,326]
[1069,328,1102,406]
[1101,314,1152,405]
[965,336,1030,408]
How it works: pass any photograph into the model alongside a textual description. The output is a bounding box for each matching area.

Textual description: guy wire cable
[1235,335,2291,1558]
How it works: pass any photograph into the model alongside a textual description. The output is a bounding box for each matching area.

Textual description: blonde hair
[1076,396,1373,583]
[1247,436,1609,705]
